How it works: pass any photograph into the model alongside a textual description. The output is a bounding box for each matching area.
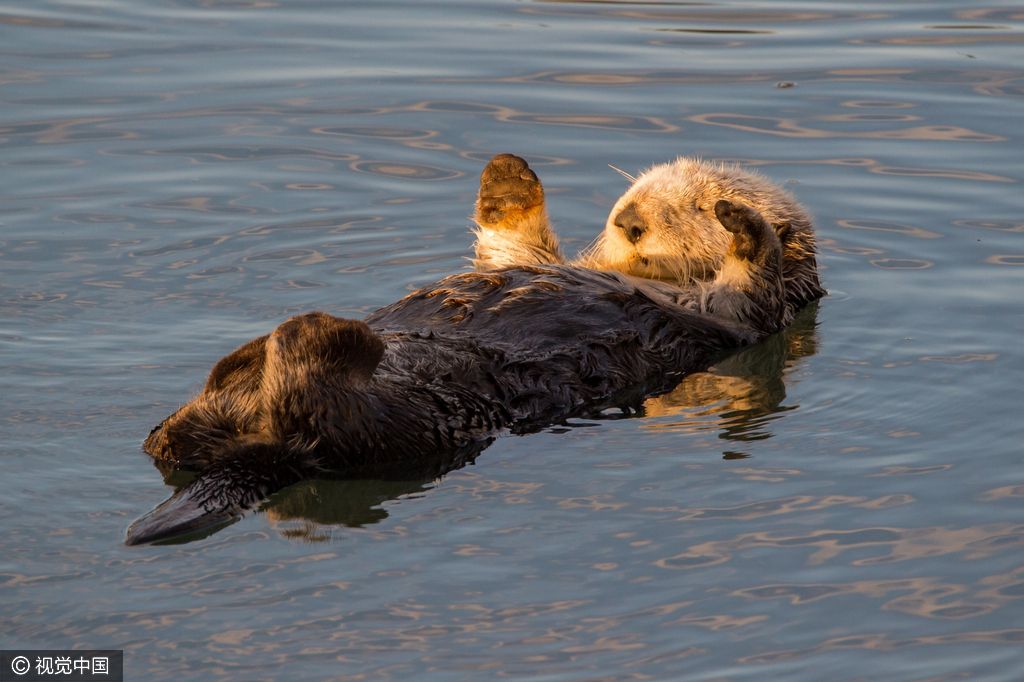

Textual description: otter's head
[586,158,825,312]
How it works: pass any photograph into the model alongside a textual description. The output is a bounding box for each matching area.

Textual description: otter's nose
[614,203,646,244]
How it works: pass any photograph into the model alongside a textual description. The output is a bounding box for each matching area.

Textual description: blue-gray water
[2,0,1023,680]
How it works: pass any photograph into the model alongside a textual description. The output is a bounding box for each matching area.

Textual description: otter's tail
[126,441,309,546]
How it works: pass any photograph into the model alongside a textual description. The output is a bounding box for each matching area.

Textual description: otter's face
[588,160,733,284]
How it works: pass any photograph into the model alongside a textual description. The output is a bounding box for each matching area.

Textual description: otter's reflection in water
[150,440,493,544]
[259,440,494,543]
[146,306,819,544]
[642,302,820,454]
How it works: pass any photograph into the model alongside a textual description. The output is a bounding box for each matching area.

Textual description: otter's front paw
[475,154,545,228]
[714,200,779,263]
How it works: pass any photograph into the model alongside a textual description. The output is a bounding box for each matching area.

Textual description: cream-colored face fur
[472,153,823,318]
[585,158,808,285]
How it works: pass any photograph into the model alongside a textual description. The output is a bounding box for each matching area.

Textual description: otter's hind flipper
[473,154,564,269]
[126,440,308,546]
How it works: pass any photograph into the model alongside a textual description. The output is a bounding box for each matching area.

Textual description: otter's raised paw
[475,154,545,228]
[714,199,779,264]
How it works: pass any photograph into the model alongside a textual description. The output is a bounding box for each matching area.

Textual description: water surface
[2,0,1023,680]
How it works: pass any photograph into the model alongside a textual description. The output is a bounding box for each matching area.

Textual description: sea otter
[126,155,819,546]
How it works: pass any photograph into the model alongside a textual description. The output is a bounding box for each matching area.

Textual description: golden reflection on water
[984,255,1024,265]
[405,100,680,132]
[853,34,1024,47]
[869,258,932,270]
[525,5,881,24]
[656,521,1024,569]
[956,220,1024,232]
[920,354,998,364]
[837,219,943,238]
[349,160,463,181]
[311,125,438,140]
[980,486,1024,501]
[140,145,359,163]
[738,629,1024,664]
[434,68,1024,102]
[644,494,904,520]
[139,196,260,215]
[818,239,885,257]
[956,8,1024,21]
[641,304,819,446]
[0,12,125,30]
[723,157,1013,183]
[689,113,1004,141]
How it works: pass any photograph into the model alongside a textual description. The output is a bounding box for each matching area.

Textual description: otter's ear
[773,222,792,243]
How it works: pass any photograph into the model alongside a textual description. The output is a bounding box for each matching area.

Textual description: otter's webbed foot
[473,154,564,269]
[700,200,788,336]
[476,154,544,227]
